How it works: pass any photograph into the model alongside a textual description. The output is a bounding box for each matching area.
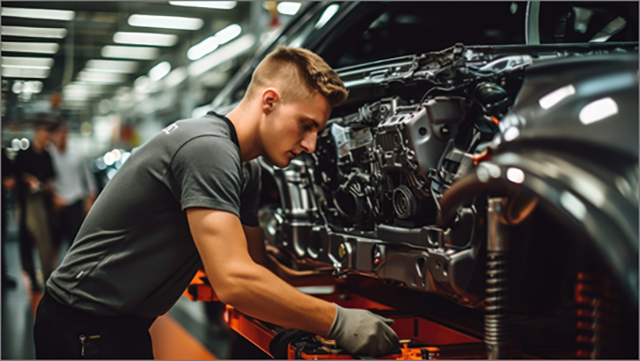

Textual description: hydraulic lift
[184,269,496,360]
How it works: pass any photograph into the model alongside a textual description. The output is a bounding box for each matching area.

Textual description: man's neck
[32,143,44,154]
[226,103,263,162]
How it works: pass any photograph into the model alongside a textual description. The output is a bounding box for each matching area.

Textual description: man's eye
[301,122,312,132]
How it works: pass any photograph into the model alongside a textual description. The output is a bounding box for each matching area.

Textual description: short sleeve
[239,159,262,227]
[170,135,242,218]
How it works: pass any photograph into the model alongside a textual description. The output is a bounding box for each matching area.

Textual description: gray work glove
[326,304,400,357]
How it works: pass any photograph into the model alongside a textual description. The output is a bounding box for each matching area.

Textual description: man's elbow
[215,284,242,305]
[211,268,250,305]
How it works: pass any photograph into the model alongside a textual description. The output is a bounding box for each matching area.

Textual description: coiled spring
[575,272,620,359]
[485,252,509,355]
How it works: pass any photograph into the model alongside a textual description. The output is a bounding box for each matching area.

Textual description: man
[2,147,17,289]
[34,46,399,359]
[14,123,57,291]
[49,122,97,261]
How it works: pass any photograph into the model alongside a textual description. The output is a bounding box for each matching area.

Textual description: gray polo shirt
[47,112,261,318]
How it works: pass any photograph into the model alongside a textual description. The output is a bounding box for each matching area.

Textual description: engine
[316,96,472,231]
[260,51,532,308]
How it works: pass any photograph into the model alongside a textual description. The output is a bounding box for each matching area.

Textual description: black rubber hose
[436,172,519,229]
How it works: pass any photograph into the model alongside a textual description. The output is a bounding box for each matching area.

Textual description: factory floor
[1,202,267,359]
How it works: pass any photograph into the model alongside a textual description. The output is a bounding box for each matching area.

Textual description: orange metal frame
[185,271,483,359]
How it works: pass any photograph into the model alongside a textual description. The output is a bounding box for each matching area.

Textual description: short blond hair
[245,46,348,108]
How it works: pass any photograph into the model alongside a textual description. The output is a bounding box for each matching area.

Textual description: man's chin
[263,154,291,169]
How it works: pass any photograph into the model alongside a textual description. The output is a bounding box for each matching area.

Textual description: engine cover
[375,97,467,180]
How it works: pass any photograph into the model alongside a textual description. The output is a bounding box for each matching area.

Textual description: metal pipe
[485,198,510,359]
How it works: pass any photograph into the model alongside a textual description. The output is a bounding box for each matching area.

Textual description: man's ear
[261,88,280,115]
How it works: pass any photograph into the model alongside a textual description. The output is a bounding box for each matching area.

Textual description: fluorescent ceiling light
[77,71,127,84]
[2,26,67,39]
[2,56,54,68]
[149,61,171,82]
[315,4,339,29]
[188,37,219,61]
[128,14,203,30]
[277,2,301,16]
[216,24,242,44]
[86,60,139,73]
[579,97,618,125]
[188,24,241,60]
[165,67,187,87]
[189,34,255,77]
[1,7,75,21]
[169,1,237,10]
[101,46,159,60]
[12,80,43,94]
[64,83,105,95]
[539,84,575,109]
[1,42,60,54]
[113,32,178,47]
[2,67,50,78]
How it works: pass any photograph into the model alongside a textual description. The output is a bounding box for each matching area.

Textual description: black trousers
[52,200,84,249]
[34,290,157,359]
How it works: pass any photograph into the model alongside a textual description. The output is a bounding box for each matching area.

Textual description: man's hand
[22,173,40,192]
[327,305,399,357]
[53,193,67,211]
[2,176,15,190]
[84,192,97,215]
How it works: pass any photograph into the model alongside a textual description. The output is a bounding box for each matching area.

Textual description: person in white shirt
[49,122,97,261]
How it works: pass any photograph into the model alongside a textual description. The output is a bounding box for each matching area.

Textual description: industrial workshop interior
[1,1,638,360]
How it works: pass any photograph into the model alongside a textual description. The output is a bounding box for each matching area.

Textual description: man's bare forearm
[209,260,336,336]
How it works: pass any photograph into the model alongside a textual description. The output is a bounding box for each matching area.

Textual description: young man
[34,46,399,358]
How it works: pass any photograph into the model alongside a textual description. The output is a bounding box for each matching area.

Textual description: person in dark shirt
[13,123,57,291]
[2,147,17,289]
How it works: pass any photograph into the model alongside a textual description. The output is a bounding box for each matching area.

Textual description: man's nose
[300,131,317,154]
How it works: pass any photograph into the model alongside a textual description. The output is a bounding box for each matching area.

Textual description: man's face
[34,126,50,148]
[52,126,68,151]
[260,92,331,168]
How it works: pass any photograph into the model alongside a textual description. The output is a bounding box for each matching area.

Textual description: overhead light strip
[128,14,203,30]
[188,24,242,60]
[1,42,60,54]
[2,56,54,68]
[2,65,51,70]
[101,46,160,60]
[1,7,75,21]
[77,71,127,84]
[1,26,68,39]
[2,67,50,78]
[85,59,139,73]
[169,1,237,10]
[189,34,255,77]
[277,2,302,16]
[148,61,171,82]
[113,32,178,47]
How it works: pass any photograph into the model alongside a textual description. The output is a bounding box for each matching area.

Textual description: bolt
[441,126,450,135]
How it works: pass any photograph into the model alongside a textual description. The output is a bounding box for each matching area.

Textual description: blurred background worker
[13,123,57,292]
[49,122,97,263]
[2,147,17,289]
